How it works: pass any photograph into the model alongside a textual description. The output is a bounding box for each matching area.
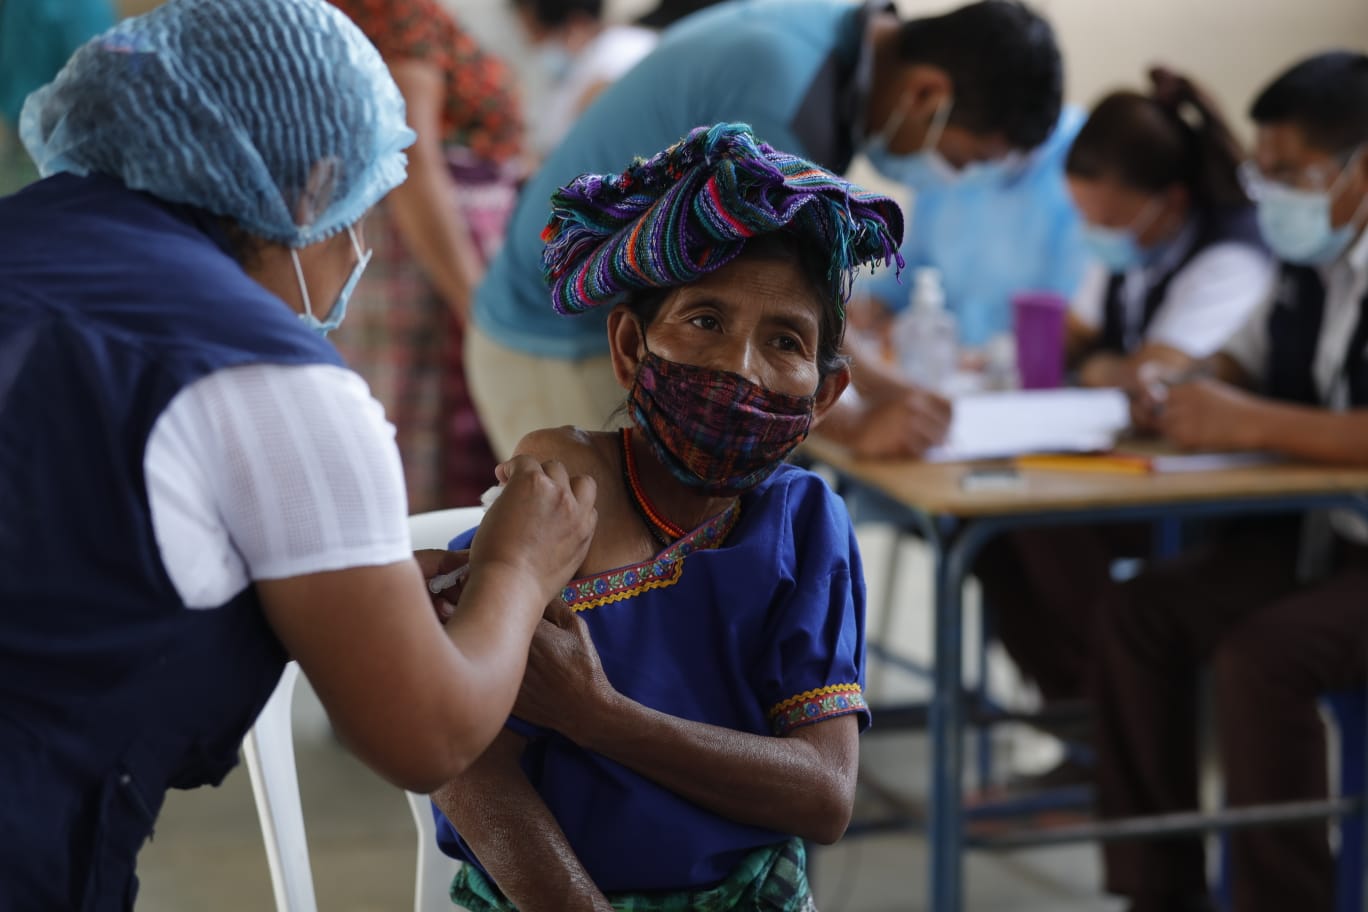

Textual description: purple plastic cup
[1012,291,1067,390]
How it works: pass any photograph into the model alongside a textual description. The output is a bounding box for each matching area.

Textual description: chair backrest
[243,661,317,912]
[406,506,485,912]
[243,506,485,912]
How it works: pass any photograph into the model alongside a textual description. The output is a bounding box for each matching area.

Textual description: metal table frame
[823,471,1368,912]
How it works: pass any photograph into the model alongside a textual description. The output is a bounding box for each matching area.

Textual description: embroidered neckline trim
[560,499,741,612]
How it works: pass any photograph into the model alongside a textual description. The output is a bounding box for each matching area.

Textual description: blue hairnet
[18,0,416,247]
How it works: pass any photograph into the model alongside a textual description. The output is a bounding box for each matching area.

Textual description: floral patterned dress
[328,0,522,511]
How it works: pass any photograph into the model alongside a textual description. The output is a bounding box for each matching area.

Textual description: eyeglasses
[1241,145,1365,198]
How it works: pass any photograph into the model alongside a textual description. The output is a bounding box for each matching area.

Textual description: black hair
[896,0,1062,150]
[511,0,603,29]
[624,233,849,381]
[219,217,266,267]
[1066,68,1249,208]
[635,0,721,29]
[1249,51,1368,157]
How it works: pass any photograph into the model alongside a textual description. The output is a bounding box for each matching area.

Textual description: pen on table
[1014,453,1153,475]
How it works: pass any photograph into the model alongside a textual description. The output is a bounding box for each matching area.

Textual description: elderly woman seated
[431,123,904,912]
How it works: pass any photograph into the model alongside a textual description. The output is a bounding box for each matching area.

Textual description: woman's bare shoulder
[512,426,617,479]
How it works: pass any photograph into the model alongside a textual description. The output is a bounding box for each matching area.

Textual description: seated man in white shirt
[1093,51,1368,912]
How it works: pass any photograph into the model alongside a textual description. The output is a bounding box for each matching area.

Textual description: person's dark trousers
[975,525,1147,706]
[1092,520,1368,912]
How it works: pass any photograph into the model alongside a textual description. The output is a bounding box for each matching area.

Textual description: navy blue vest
[0,174,343,910]
[1264,263,1368,407]
[1098,205,1265,354]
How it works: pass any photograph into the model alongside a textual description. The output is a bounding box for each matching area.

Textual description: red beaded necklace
[619,427,688,543]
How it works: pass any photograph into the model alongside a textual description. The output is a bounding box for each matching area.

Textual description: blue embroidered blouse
[434,462,869,893]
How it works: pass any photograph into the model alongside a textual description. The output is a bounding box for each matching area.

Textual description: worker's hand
[1126,361,1169,436]
[847,388,953,459]
[1158,379,1267,451]
[471,456,597,608]
[513,599,614,741]
[413,549,471,625]
[846,293,895,339]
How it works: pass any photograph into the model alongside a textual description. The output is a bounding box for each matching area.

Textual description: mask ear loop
[1130,197,1165,237]
[876,92,914,146]
[1333,147,1368,229]
[346,225,374,278]
[290,249,314,319]
[921,95,954,154]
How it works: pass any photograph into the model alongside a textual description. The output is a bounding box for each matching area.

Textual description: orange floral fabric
[329,0,522,163]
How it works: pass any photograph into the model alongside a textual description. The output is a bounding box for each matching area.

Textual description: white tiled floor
[135,523,1124,911]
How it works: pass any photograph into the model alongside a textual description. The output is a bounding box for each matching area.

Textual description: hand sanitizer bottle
[893,267,958,392]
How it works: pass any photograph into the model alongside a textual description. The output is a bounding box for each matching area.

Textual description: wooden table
[801,436,1368,912]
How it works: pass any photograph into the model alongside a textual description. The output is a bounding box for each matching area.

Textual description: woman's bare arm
[432,731,612,912]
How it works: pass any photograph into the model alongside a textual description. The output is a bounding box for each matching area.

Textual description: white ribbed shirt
[144,363,412,608]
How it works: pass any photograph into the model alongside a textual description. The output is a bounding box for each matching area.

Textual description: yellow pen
[1014,453,1153,475]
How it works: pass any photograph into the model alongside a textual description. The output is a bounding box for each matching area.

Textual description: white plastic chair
[243,505,484,912]
[406,506,485,912]
[243,661,316,912]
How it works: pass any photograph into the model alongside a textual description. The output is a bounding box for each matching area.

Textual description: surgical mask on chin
[863,95,957,192]
[1256,182,1368,266]
[293,224,371,337]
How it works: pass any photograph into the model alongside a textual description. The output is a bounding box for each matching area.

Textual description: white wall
[943,0,1368,140]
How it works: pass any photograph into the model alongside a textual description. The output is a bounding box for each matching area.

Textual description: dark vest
[1265,263,1368,407]
[1098,206,1265,354]
[0,173,343,910]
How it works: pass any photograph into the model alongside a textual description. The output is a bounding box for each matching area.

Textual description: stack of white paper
[925,388,1131,463]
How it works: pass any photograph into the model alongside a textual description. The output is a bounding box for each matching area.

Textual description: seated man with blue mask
[464,0,1064,463]
[1096,51,1368,912]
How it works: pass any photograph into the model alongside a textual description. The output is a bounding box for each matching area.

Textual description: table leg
[928,519,1004,912]
[929,519,966,912]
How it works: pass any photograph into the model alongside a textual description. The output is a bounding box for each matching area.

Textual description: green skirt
[450,839,816,912]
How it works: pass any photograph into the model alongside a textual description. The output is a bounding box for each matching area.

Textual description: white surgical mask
[1245,150,1368,266]
[292,224,370,336]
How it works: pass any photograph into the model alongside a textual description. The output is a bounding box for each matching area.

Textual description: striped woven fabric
[540,122,904,316]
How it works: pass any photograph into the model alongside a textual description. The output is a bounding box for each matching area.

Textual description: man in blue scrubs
[466,0,1063,460]
[859,105,1088,350]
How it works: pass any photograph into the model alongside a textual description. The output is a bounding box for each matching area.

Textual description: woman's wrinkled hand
[513,598,615,741]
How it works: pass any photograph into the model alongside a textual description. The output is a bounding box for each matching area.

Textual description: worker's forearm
[1246,403,1368,466]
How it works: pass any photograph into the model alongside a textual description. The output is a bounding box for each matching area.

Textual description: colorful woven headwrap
[540,122,905,316]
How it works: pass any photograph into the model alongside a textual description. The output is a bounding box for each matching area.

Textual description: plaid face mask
[629,349,816,497]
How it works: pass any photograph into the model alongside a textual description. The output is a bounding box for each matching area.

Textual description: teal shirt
[1,0,115,126]
[473,0,871,360]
